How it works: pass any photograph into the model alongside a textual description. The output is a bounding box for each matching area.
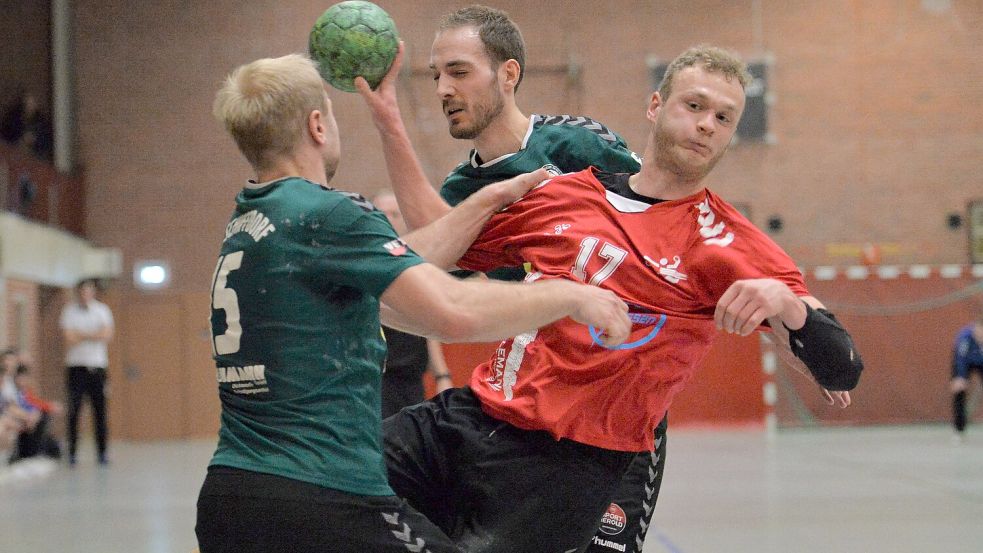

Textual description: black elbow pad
[785,304,863,391]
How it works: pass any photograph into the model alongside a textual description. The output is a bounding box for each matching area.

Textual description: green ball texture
[309,1,399,93]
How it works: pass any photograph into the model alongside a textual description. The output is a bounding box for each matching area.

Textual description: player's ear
[501,59,521,92]
[307,110,325,144]
[646,91,663,123]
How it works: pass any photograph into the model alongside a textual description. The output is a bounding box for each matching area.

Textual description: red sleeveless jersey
[458,168,809,452]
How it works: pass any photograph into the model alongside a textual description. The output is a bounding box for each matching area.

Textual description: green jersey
[208,177,424,496]
[441,114,641,206]
[441,114,641,280]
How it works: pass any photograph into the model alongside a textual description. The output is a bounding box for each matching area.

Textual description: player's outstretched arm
[764,328,851,408]
[355,41,451,230]
[381,263,630,345]
[715,278,863,392]
[399,169,547,270]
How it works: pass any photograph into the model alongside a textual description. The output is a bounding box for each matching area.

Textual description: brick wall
[3,278,40,372]
[63,0,983,294]
[4,1,982,432]
[0,142,86,233]
[2,279,66,419]
[782,266,983,426]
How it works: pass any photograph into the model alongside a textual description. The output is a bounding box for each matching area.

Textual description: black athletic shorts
[383,387,638,553]
[196,466,460,553]
[583,416,668,553]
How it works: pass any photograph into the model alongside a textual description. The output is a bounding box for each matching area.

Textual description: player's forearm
[372,110,452,230]
[774,292,808,331]
[383,266,583,343]
[400,186,504,270]
[435,278,585,343]
[783,298,864,391]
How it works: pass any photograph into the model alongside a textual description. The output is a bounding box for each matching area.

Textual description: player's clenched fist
[567,285,631,347]
[714,278,805,336]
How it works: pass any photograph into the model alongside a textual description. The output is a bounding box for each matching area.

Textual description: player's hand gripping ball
[309,1,399,93]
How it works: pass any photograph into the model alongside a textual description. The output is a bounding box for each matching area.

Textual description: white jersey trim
[468,115,537,168]
[245,177,289,189]
[503,330,537,401]
[604,190,652,213]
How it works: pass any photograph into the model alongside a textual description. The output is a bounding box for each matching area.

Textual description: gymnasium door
[117,297,185,440]
[112,291,220,441]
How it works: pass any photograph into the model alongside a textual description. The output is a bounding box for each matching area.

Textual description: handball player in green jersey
[195,52,631,553]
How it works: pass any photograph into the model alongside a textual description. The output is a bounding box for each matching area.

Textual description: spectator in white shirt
[60,279,114,466]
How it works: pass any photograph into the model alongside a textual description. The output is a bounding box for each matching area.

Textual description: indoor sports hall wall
[0,143,86,235]
[69,0,982,297]
[1,1,981,439]
[69,0,983,438]
[778,265,983,427]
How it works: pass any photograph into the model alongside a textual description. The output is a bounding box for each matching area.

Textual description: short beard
[449,79,505,140]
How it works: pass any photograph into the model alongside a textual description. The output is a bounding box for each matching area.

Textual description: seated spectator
[13,362,62,460]
[0,349,57,462]
[15,362,63,417]
[0,405,24,455]
[1,349,27,410]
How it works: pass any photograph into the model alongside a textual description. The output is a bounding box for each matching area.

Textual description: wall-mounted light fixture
[133,260,170,290]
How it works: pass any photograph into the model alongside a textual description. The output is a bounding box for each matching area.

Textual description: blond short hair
[657,45,752,100]
[214,54,327,170]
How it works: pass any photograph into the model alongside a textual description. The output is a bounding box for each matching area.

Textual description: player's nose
[435,74,455,99]
[696,112,715,136]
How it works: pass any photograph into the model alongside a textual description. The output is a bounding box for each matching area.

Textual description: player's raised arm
[355,42,452,230]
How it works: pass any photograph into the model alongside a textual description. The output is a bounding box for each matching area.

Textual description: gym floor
[0,425,980,553]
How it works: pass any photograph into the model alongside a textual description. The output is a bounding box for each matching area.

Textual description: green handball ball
[309,1,399,93]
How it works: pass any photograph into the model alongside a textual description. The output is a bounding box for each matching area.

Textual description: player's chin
[449,123,478,140]
[677,157,714,180]
[681,149,711,166]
